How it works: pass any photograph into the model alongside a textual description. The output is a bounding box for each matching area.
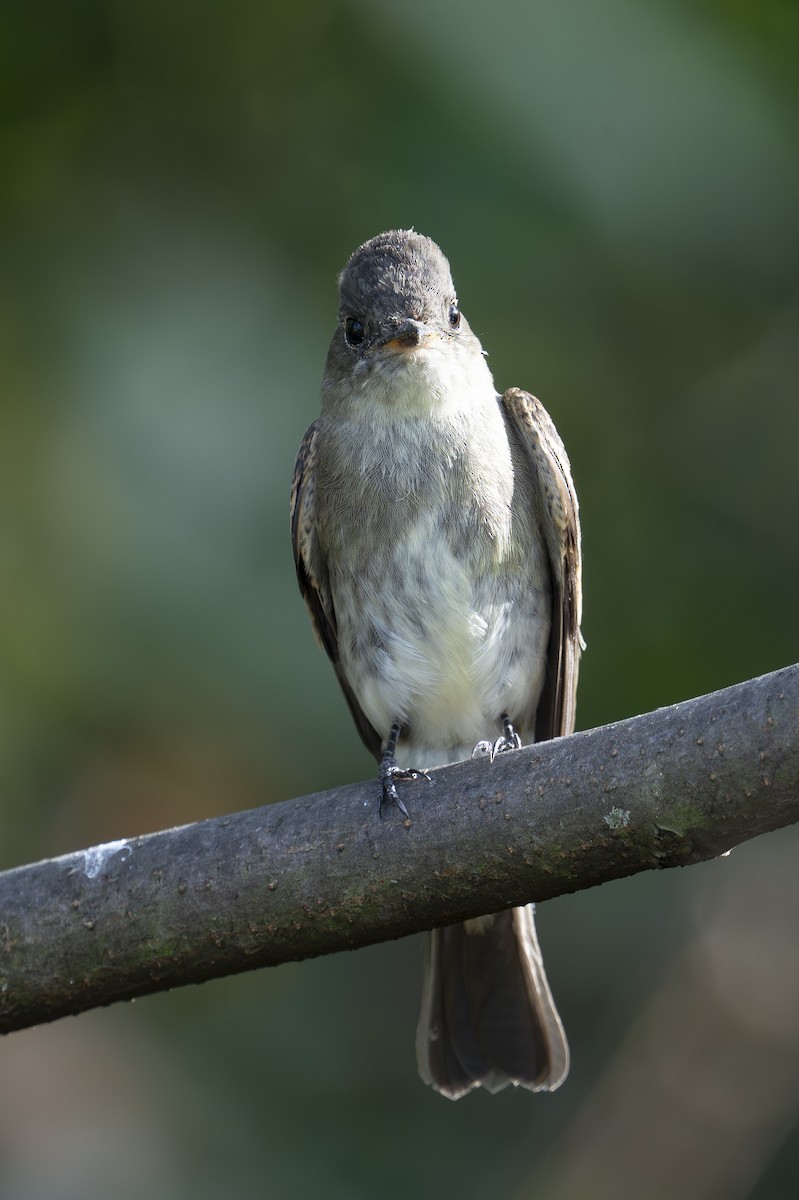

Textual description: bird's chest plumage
[315,403,551,761]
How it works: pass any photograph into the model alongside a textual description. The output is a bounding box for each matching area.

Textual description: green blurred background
[2,0,799,1196]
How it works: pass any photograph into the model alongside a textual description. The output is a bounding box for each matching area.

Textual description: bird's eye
[448,303,461,329]
[345,317,366,346]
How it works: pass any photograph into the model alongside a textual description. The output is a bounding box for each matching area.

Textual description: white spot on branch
[82,840,133,879]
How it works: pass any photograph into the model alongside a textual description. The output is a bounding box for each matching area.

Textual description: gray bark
[1,663,797,1035]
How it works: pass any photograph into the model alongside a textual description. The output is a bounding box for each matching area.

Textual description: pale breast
[315,384,552,761]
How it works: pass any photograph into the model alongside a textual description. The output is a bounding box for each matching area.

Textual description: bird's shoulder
[500,387,578,544]
[290,421,337,659]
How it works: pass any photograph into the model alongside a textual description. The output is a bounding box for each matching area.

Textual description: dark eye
[448,303,461,329]
[345,317,366,346]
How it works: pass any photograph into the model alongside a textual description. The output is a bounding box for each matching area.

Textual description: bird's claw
[379,763,431,817]
[471,724,522,762]
[494,730,522,755]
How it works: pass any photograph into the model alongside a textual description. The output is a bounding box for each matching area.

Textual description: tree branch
[1,664,797,1035]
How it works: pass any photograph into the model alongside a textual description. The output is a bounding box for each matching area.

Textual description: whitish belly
[333,537,551,761]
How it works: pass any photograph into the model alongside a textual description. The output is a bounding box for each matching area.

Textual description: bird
[290,229,583,1099]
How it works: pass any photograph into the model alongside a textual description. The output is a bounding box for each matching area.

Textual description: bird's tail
[415,903,569,1100]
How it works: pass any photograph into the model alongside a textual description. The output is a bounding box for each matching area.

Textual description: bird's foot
[472,716,522,763]
[379,758,430,817]
[378,721,430,817]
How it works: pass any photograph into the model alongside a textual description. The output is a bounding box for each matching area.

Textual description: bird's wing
[290,422,383,759]
[500,388,584,740]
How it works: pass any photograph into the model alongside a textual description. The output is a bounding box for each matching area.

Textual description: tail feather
[416,904,569,1099]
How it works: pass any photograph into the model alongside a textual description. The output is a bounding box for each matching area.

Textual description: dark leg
[379,721,430,817]
[499,713,523,753]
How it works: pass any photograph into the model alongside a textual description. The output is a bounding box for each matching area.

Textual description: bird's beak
[379,319,440,353]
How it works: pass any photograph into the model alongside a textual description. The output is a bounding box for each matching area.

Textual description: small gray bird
[291,230,583,1099]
